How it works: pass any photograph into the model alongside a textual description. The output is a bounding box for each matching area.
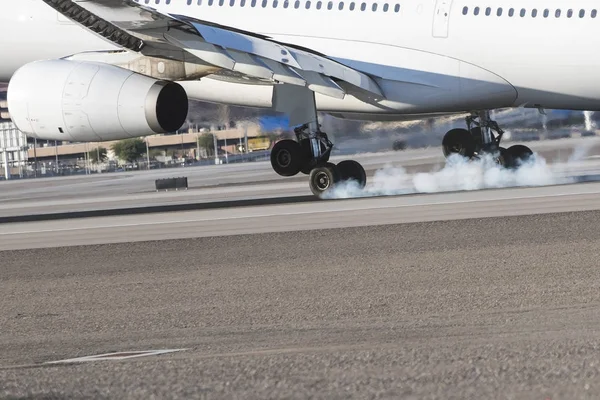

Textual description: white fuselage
[2,0,600,114]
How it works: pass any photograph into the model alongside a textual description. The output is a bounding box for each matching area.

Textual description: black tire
[309,162,340,196]
[270,140,304,177]
[506,144,533,168]
[442,128,476,159]
[337,160,367,189]
[496,147,512,168]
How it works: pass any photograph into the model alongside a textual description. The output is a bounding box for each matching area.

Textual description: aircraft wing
[42,0,384,100]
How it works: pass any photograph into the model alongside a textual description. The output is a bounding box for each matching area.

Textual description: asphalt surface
[2,141,600,399]
[2,211,600,399]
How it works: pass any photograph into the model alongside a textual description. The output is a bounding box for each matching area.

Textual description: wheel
[309,162,340,196]
[337,160,366,189]
[506,144,533,168]
[495,147,512,168]
[442,128,476,158]
[270,140,304,177]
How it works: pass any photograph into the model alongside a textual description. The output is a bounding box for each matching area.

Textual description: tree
[111,138,146,163]
[197,133,216,156]
[88,147,107,163]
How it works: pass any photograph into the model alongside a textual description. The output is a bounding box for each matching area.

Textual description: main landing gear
[442,111,533,168]
[270,124,367,196]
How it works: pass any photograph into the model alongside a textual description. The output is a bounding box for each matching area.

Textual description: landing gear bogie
[269,123,368,196]
[442,111,535,170]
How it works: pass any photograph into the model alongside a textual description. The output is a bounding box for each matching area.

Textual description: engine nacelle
[7,60,188,141]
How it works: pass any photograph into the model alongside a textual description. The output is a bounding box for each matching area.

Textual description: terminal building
[22,124,266,172]
[0,121,28,179]
[0,91,29,179]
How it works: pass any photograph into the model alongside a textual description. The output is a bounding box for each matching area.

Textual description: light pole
[213,132,218,163]
[145,138,150,170]
[84,142,89,175]
[96,145,101,173]
[196,133,200,161]
[54,140,59,173]
[244,123,248,154]
[33,137,38,178]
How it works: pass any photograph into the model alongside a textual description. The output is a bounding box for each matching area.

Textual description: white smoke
[323,165,414,198]
[323,151,571,199]
[567,139,596,164]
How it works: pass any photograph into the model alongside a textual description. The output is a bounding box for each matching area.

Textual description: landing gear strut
[270,123,367,196]
[442,111,533,168]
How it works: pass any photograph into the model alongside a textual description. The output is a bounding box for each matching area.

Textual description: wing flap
[164,30,236,70]
[44,0,385,100]
[191,23,304,70]
[188,21,382,97]
[292,70,345,99]
[225,50,274,80]
[256,58,306,86]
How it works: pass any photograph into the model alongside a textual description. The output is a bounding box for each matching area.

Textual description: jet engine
[7,59,188,141]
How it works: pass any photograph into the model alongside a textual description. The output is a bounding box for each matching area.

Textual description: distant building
[0,90,9,123]
[0,121,28,179]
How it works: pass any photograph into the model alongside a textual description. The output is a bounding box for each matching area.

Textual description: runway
[3,181,600,251]
[2,141,600,398]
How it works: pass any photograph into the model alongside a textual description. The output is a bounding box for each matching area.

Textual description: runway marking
[45,349,187,364]
[2,188,600,236]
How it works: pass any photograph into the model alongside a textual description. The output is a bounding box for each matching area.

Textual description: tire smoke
[323,152,571,199]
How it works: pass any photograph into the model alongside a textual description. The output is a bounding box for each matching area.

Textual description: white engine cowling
[7,59,188,141]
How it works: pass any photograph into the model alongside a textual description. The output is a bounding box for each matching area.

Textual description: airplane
[1,0,599,196]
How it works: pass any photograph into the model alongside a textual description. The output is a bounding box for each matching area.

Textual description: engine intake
[7,59,188,141]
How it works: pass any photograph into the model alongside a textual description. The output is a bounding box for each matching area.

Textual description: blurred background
[1,83,598,180]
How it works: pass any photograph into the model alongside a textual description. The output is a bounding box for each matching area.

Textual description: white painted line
[45,349,187,364]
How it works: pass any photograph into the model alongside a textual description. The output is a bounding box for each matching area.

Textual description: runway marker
[45,349,187,364]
